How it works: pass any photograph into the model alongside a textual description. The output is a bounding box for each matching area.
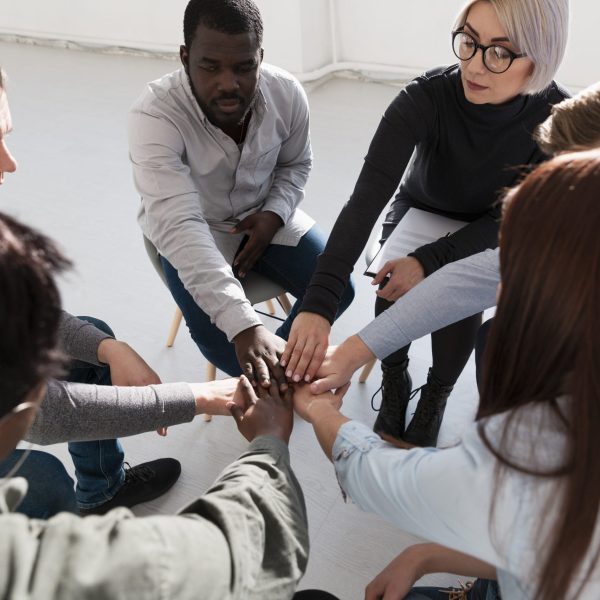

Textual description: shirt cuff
[332,420,383,462]
[263,197,293,225]
[249,435,290,462]
[357,310,409,360]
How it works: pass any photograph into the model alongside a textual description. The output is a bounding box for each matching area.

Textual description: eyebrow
[197,57,258,66]
[464,22,511,43]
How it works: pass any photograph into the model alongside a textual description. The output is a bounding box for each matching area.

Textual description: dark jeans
[1,316,127,516]
[0,449,78,518]
[405,578,501,599]
[66,317,125,510]
[162,225,355,376]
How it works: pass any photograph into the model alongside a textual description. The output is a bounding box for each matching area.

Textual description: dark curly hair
[183,0,263,48]
[0,212,71,417]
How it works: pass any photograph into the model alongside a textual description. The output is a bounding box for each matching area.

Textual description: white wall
[0,0,598,89]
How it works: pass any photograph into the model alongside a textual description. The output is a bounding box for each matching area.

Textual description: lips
[466,79,489,92]
[215,97,243,114]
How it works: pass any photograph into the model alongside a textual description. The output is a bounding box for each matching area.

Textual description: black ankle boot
[403,369,453,447]
[372,359,412,439]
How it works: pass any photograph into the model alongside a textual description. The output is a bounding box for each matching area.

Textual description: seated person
[0,211,308,599]
[0,69,236,517]
[293,151,600,599]
[284,0,569,447]
[310,80,600,399]
[128,0,353,386]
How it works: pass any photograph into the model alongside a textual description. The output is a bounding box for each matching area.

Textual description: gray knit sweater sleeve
[359,248,500,359]
[58,312,113,365]
[26,381,196,445]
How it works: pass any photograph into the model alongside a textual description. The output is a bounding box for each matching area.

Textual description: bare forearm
[410,543,497,580]
[307,403,350,460]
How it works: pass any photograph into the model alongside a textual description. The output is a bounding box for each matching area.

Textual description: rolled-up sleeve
[333,420,505,567]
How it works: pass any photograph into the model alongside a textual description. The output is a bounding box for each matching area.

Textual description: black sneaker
[372,359,412,439]
[80,458,181,516]
[403,369,453,447]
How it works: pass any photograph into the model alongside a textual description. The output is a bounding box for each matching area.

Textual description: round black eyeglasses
[452,30,526,74]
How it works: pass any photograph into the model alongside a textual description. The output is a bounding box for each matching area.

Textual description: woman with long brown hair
[294,151,600,599]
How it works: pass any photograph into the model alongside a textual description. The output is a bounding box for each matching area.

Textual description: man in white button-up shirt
[129,0,354,387]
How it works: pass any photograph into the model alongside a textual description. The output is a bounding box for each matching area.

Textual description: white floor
[1,41,489,599]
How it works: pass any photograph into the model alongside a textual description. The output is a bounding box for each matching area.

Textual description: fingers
[228,402,244,426]
[303,344,327,383]
[280,329,297,368]
[238,374,258,406]
[234,238,265,277]
[310,374,342,395]
[372,261,393,285]
[241,358,258,387]
[376,284,402,302]
[156,427,168,437]
[252,356,271,388]
[265,356,288,391]
[334,382,351,400]
[284,336,306,380]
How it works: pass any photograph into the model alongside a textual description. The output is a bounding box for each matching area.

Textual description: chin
[464,90,489,104]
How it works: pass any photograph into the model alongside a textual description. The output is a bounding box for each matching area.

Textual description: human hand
[280,312,330,383]
[310,335,376,394]
[233,325,287,390]
[293,381,349,424]
[372,257,425,302]
[231,211,283,277]
[189,377,245,417]
[364,546,427,600]
[228,376,294,443]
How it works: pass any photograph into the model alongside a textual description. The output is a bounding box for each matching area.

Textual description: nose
[0,138,18,184]
[465,48,486,75]
[216,69,240,93]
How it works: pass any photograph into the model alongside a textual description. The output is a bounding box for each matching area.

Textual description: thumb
[372,264,391,286]
[228,402,244,425]
[231,215,253,233]
[334,382,351,400]
[310,374,339,395]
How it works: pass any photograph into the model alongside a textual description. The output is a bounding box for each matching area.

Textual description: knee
[76,316,115,338]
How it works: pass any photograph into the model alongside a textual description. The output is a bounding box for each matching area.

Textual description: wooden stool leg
[265,299,276,315]
[358,358,377,383]
[203,362,217,422]
[166,308,183,347]
[277,293,293,315]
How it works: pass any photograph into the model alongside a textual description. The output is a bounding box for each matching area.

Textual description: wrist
[306,397,341,424]
[340,335,375,371]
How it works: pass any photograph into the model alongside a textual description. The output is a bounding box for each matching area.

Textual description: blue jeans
[404,579,500,600]
[162,225,355,376]
[0,449,78,518]
[66,317,125,510]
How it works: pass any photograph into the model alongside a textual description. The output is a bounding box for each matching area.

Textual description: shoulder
[409,64,459,92]
[532,80,571,107]
[130,69,188,115]
[260,63,307,100]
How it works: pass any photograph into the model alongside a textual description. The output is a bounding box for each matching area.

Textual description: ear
[259,48,264,64]
[180,45,189,71]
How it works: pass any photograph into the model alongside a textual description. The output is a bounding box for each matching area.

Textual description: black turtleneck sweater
[301,65,569,323]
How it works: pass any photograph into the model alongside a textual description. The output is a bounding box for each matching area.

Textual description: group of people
[1,0,599,598]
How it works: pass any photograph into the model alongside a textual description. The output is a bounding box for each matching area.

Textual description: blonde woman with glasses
[284,0,570,449]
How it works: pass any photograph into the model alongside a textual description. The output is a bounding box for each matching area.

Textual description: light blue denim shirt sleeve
[333,420,505,566]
